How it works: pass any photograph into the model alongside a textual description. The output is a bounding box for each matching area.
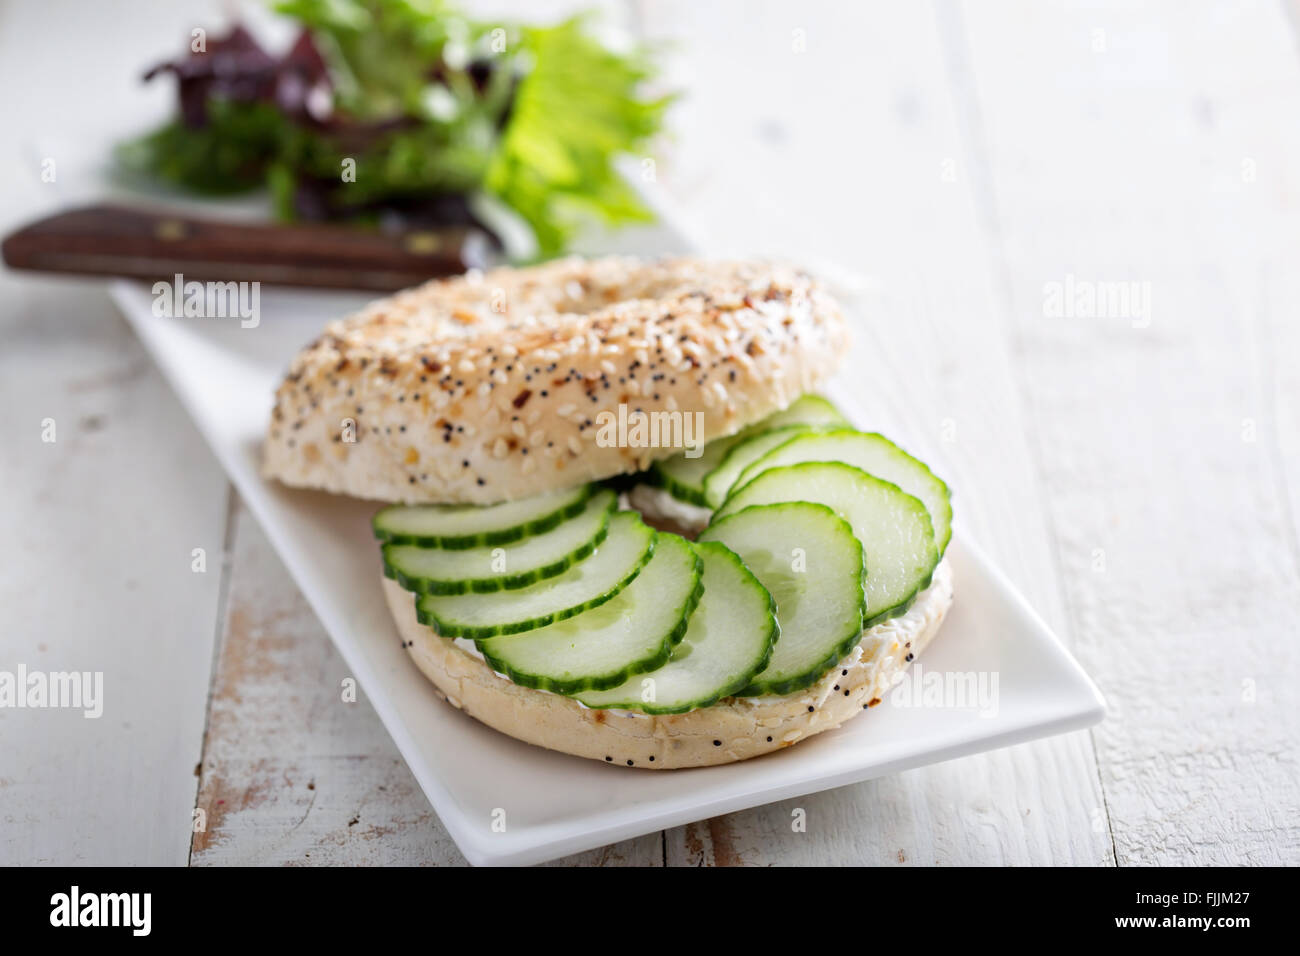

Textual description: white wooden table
[2,0,1296,866]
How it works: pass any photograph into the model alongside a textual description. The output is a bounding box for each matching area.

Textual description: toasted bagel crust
[382,559,953,769]
[264,257,849,504]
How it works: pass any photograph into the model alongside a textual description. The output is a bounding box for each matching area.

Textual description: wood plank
[957,0,1300,864]
[191,500,662,866]
[1265,6,1300,639]
[0,0,233,866]
[673,735,1108,866]
[0,276,230,866]
[641,0,1111,865]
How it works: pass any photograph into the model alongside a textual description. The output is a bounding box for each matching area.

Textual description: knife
[1,203,497,292]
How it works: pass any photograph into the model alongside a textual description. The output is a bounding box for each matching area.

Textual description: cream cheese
[626,483,711,533]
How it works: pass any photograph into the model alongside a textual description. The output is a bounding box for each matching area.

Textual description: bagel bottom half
[382,558,954,769]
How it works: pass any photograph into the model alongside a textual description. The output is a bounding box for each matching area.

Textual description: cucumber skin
[736,427,954,556]
[381,492,616,595]
[718,460,939,627]
[372,485,594,549]
[477,541,705,695]
[576,541,780,714]
[862,565,932,630]
[413,529,657,639]
[702,423,817,508]
[650,395,850,507]
[382,515,611,595]
[647,461,711,507]
[703,501,870,697]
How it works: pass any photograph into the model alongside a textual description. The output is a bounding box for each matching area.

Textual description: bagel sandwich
[264,256,953,769]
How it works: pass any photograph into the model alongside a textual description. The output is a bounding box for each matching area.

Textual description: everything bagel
[265,257,955,771]
[263,257,849,504]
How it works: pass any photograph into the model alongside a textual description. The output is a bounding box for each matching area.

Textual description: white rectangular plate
[110,219,1103,866]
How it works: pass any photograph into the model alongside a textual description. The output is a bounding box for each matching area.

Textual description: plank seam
[1281,0,1300,58]
[187,483,240,867]
[930,0,1117,865]
[1252,262,1300,582]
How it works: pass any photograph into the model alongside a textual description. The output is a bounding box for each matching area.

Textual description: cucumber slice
[477,534,703,694]
[373,484,592,549]
[714,461,937,627]
[650,394,847,506]
[383,489,617,595]
[576,541,778,713]
[734,429,953,554]
[415,511,655,638]
[699,503,867,695]
[703,424,819,508]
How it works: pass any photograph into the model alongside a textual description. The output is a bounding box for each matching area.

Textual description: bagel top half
[263,257,849,503]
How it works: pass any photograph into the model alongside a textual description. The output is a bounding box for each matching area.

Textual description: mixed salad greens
[118,0,671,256]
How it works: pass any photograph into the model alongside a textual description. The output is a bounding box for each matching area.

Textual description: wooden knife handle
[1,203,494,292]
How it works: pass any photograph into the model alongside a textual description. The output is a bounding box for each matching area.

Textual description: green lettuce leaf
[485,16,672,256]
